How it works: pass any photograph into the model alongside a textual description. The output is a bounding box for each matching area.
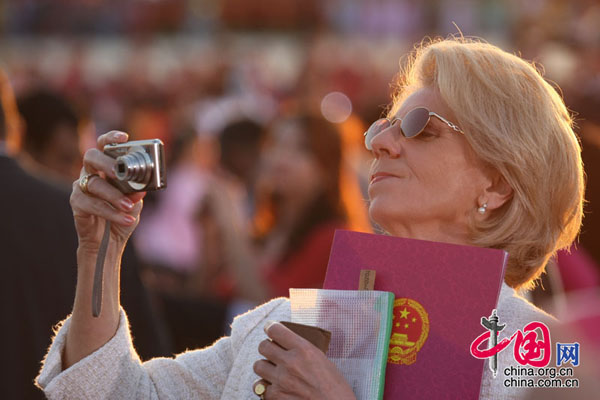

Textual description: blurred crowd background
[1,1,600,398]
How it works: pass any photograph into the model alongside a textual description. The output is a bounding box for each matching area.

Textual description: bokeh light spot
[320,92,352,123]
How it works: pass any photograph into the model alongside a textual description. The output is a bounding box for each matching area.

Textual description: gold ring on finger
[79,173,99,195]
[253,381,267,399]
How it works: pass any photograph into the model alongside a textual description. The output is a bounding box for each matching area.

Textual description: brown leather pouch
[280,321,331,354]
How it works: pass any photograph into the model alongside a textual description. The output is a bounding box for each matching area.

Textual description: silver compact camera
[103,139,167,193]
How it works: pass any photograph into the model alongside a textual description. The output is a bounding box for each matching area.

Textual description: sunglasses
[364,107,464,150]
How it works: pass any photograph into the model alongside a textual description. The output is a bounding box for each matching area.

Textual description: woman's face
[368,87,491,244]
[261,121,323,200]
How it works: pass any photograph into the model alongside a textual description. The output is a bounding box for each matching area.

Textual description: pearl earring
[478,203,488,214]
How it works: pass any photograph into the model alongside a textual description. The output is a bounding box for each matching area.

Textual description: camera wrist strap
[92,221,111,317]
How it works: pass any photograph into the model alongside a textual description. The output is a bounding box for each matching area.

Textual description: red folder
[323,230,508,399]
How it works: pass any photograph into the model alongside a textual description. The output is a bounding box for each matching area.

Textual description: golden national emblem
[388,298,430,365]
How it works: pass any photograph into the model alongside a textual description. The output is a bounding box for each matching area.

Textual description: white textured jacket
[37,283,552,399]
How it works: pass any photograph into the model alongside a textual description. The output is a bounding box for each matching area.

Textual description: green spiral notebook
[289,288,394,400]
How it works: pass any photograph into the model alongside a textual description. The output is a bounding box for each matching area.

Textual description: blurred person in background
[200,113,371,309]
[131,118,267,353]
[0,70,21,154]
[248,113,371,298]
[133,129,222,353]
[0,73,170,399]
[134,129,211,289]
[525,97,600,399]
[218,118,266,215]
[17,88,82,185]
[195,118,266,295]
[570,94,600,278]
[528,82,600,312]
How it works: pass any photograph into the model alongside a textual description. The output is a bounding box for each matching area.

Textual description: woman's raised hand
[64,131,147,368]
[71,130,145,252]
[253,322,356,400]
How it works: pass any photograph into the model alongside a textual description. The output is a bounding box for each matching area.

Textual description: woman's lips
[370,172,401,184]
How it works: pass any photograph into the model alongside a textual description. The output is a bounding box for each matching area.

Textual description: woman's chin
[368,200,395,232]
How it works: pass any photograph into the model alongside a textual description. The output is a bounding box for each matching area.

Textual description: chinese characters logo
[557,342,580,367]
[470,310,552,376]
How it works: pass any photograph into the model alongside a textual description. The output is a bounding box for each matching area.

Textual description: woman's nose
[370,127,402,159]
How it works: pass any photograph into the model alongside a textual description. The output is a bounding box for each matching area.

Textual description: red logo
[471,321,551,367]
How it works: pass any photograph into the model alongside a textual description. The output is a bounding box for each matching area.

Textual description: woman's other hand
[253,322,356,400]
[71,130,145,252]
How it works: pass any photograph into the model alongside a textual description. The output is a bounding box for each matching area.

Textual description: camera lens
[114,150,154,185]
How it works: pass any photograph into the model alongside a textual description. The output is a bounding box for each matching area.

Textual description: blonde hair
[390,37,584,290]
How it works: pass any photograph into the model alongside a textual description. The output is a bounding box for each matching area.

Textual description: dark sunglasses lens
[364,119,390,150]
[401,107,430,138]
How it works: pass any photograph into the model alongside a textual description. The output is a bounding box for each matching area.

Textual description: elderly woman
[37,37,583,399]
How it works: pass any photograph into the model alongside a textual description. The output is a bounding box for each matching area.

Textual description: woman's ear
[481,172,513,211]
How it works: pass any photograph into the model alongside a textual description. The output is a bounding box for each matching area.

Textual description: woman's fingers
[254,357,312,399]
[78,129,146,217]
[126,191,147,203]
[71,181,137,226]
[253,359,277,383]
[79,130,127,176]
[97,130,128,150]
[254,322,356,399]
[83,174,136,212]
[258,339,288,366]
[82,148,117,178]
[264,321,310,351]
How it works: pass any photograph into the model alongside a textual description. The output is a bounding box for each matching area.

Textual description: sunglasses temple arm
[430,112,463,133]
